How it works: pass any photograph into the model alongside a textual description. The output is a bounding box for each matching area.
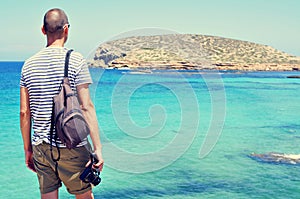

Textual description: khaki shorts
[33,142,92,195]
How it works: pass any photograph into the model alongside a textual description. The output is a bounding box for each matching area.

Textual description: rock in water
[249,152,300,165]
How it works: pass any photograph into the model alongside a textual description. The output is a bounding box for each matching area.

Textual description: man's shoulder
[70,50,85,61]
[24,48,48,65]
[69,50,88,69]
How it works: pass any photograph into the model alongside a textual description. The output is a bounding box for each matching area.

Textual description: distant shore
[89,60,300,72]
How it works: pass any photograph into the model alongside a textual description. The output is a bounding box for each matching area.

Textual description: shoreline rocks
[90,59,300,71]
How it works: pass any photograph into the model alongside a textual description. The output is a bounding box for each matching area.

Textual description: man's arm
[20,87,35,172]
[77,84,104,171]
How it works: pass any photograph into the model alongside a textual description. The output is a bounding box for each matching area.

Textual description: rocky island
[88,34,300,71]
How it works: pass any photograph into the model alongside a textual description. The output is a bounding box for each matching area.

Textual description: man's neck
[47,38,65,48]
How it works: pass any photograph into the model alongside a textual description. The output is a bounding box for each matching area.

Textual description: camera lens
[92,177,101,186]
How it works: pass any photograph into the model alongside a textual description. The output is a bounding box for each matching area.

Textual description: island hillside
[89,34,300,71]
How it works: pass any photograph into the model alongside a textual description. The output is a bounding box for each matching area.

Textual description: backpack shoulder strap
[64,49,74,78]
[50,49,73,164]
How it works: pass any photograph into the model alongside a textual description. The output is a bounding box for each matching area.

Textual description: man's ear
[64,26,68,35]
[41,26,46,35]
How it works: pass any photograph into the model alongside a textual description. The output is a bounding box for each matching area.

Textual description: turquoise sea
[1,61,300,198]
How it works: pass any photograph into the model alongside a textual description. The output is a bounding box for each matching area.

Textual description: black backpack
[50,49,90,151]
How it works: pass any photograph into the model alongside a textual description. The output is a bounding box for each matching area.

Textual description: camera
[80,154,101,186]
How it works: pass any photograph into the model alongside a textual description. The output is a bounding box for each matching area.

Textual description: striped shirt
[20,47,92,147]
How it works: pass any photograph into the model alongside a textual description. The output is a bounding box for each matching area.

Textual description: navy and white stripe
[20,47,92,147]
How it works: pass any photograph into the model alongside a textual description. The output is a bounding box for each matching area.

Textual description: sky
[1,0,300,61]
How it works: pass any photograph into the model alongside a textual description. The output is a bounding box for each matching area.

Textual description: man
[20,8,104,199]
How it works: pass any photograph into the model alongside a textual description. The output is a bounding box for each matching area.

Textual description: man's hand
[93,150,104,171]
[85,150,104,171]
[25,150,36,172]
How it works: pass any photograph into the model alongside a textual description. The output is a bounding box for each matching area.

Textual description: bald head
[43,8,69,34]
